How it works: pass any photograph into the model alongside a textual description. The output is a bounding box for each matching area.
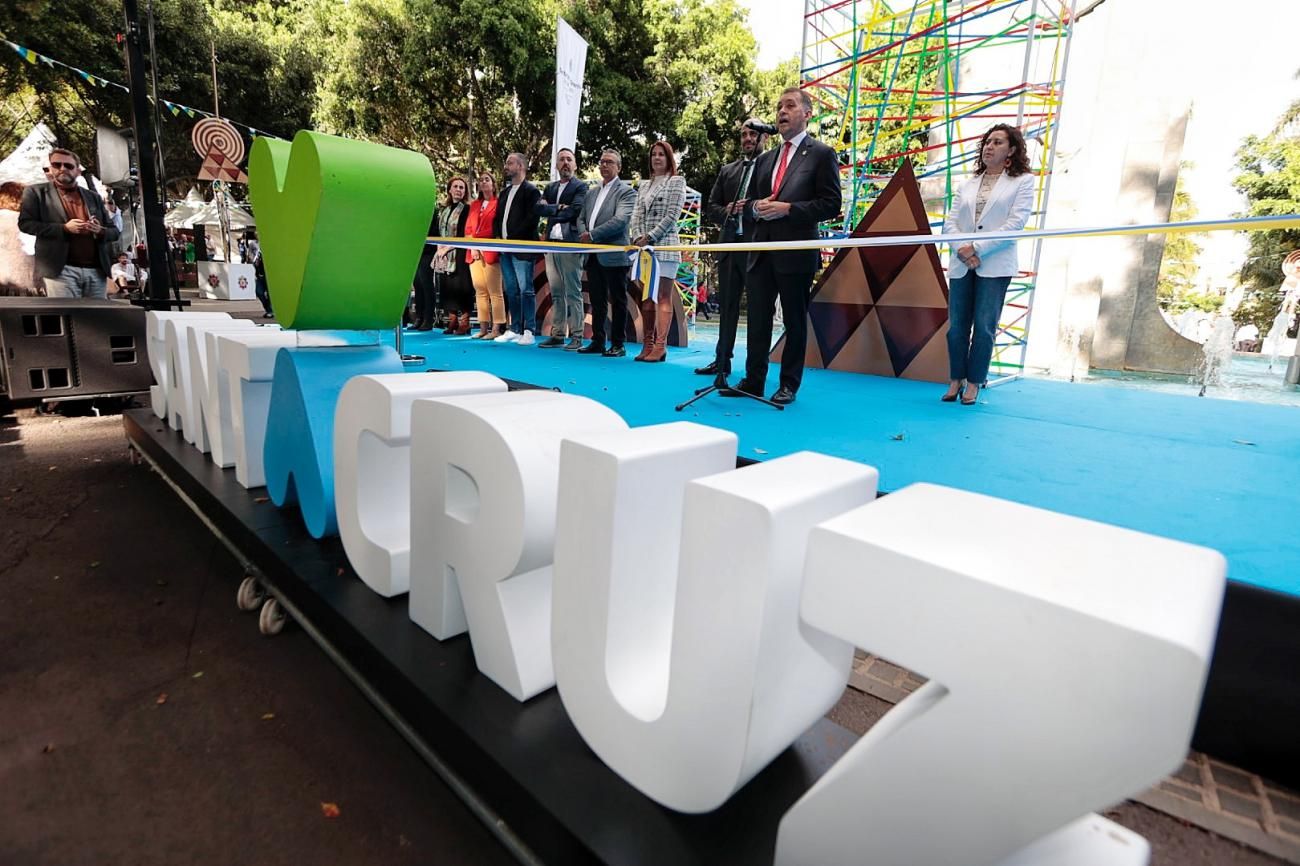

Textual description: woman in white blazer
[941,124,1034,404]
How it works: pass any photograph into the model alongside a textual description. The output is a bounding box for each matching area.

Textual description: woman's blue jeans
[947,271,1011,384]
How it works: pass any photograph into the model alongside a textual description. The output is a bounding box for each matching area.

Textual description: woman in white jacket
[941,124,1034,404]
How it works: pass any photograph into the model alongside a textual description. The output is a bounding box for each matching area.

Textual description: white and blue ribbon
[628,246,662,302]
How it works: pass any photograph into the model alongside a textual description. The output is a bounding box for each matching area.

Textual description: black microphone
[743,120,779,136]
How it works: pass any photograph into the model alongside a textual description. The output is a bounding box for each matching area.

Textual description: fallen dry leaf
[320,802,341,819]
[156,693,168,705]
[41,743,55,754]
[89,561,101,568]
[890,433,906,441]
[192,671,204,679]
[253,496,270,504]
[261,713,276,721]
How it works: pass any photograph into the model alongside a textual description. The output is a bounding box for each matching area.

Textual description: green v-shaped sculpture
[248,131,436,329]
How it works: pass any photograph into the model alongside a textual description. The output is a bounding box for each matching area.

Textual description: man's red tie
[773,140,793,194]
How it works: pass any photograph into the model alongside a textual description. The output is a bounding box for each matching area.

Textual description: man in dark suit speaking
[723,87,841,406]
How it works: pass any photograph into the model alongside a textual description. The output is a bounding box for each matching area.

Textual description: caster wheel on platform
[258,597,288,636]
[127,445,143,466]
[237,576,265,611]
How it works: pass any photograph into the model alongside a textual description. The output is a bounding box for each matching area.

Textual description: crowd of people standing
[413,86,851,405]
[0,88,1034,409]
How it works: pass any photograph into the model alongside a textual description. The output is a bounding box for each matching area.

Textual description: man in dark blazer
[535,147,589,349]
[19,148,121,299]
[723,88,841,405]
[492,152,543,344]
[699,118,769,381]
[575,149,638,357]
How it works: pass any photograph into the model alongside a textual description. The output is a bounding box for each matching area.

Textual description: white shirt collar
[782,130,809,151]
[771,130,809,186]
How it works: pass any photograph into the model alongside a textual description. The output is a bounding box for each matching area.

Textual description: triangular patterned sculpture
[197,148,249,184]
[771,161,949,381]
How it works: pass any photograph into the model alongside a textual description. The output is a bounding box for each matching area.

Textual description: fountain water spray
[1195,316,1235,397]
[1264,310,1290,371]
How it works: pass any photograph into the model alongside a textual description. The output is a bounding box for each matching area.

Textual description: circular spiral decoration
[191,118,245,164]
[1283,250,1300,279]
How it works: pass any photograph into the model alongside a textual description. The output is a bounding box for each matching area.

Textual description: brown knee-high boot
[644,300,674,362]
[634,299,657,361]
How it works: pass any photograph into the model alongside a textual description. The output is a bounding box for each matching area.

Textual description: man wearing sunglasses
[18,148,120,299]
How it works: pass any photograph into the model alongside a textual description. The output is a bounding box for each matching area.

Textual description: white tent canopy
[190,199,254,230]
[164,188,255,230]
[163,188,207,228]
[0,123,57,185]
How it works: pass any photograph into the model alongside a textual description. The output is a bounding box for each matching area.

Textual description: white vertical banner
[551,17,588,181]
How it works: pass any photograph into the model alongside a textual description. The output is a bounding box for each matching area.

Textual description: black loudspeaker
[0,299,152,403]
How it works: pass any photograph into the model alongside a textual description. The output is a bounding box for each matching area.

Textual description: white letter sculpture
[778,482,1226,866]
[409,391,627,701]
[201,328,294,470]
[215,331,303,488]
[335,371,507,597]
[215,331,371,488]
[163,317,257,441]
[146,311,231,420]
[191,324,281,460]
[552,427,878,813]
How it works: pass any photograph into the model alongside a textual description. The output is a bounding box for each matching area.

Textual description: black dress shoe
[694,360,719,376]
[576,343,605,354]
[770,386,796,405]
[603,345,626,358]
[719,379,762,397]
[538,336,565,348]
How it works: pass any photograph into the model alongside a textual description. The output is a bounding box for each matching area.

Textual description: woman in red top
[464,172,506,339]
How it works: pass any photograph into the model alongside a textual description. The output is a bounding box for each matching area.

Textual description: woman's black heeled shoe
[941,382,962,402]
[960,384,979,405]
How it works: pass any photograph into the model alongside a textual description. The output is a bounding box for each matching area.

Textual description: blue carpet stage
[395,330,1300,600]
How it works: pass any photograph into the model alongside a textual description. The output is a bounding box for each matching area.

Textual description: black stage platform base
[122,409,854,865]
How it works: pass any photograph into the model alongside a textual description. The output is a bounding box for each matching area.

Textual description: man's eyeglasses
[50,161,77,170]
[598,158,617,166]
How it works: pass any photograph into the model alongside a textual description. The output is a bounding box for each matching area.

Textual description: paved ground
[0,404,1288,865]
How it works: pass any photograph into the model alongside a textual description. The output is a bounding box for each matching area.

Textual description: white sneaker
[494,329,519,343]
[516,330,535,346]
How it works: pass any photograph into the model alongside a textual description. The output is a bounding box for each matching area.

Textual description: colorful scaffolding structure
[801,0,1077,379]
[676,186,703,321]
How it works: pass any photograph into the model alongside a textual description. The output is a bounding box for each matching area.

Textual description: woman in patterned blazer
[628,140,687,362]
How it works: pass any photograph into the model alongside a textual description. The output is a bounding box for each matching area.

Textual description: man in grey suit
[19,148,120,299]
[575,148,638,357]
[535,147,589,349]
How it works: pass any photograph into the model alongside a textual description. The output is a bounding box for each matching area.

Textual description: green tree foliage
[2,0,791,200]
[316,0,785,193]
[1155,164,1209,313]
[0,0,317,193]
[1232,131,1300,331]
